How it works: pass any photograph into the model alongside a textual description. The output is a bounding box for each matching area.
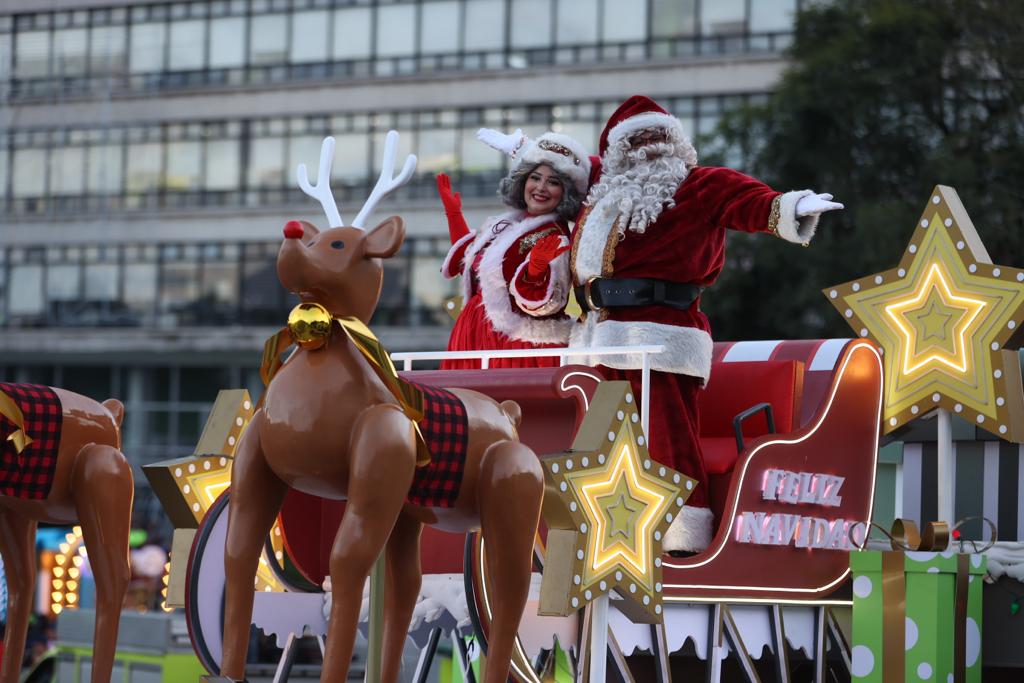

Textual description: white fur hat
[477,128,591,195]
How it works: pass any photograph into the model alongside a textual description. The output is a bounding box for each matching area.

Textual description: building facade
[0,0,799,523]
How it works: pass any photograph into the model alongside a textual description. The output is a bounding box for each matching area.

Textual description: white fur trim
[517,132,591,194]
[441,231,475,279]
[568,317,713,381]
[573,193,619,280]
[476,212,574,344]
[509,239,571,317]
[777,190,819,245]
[664,505,714,552]
[606,112,685,148]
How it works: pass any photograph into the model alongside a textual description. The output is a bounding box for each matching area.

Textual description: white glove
[476,128,527,157]
[796,192,844,217]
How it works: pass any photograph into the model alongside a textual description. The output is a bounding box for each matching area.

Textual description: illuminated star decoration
[538,381,693,623]
[144,389,286,592]
[825,185,1024,440]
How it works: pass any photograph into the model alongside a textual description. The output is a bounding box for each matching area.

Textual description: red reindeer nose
[283,221,304,239]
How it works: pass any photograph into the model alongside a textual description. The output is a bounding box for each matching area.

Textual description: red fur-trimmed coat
[441,210,573,368]
[566,165,819,381]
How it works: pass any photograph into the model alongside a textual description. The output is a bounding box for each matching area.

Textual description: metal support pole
[412,628,442,683]
[937,407,955,523]
[365,554,386,683]
[272,633,300,683]
[589,594,609,682]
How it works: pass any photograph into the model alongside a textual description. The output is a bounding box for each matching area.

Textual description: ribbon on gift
[0,387,33,458]
[850,517,996,683]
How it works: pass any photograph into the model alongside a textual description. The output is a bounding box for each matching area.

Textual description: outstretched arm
[436,173,470,245]
[510,233,572,317]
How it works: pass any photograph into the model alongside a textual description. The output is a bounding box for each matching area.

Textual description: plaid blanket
[406,383,468,508]
[1,383,62,500]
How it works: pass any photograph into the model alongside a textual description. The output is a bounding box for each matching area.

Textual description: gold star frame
[538,381,693,623]
[825,186,1024,439]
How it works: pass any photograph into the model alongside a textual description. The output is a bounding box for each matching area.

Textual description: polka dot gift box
[850,547,986,682]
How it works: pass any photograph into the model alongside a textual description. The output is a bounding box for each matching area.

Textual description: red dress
[441,210,573,370]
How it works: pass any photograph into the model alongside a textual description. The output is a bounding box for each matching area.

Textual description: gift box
[850,548,986,682]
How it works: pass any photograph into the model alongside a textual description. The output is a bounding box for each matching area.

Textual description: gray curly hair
[497,162,583,223]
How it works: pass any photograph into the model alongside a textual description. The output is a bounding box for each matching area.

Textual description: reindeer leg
[476,440,544,683]
[321,404,416,683]
[70,443,134,683]
[0,511,37,683]
[220,413,288,680]
[381,512,423,683]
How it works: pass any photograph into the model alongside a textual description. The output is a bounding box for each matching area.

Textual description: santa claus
[568,95,843,553]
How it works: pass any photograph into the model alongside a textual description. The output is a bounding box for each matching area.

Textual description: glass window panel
[241,259,285,324]
[204,139,240,191]
[331,133,369,183]
[208,17,245,68]
[288,135,324,182]
[126,142,163,192]
[376,5,415,58]
[54,28,89,75]
[14,30,50,78]
[87,144,123,193]
[169,18,207,70]
[651,0,696,38]
[702,0,746,35]
[47,264,81,301]
[130,22,167,73]
[0,148,8,199]
[557,0,597,45]
[750,0,797,33]
[84,263,118,300]
[332,7,372,60]
[11,149,46,197]
[8,265,44,315]
[123,263,158,321]
[139,367,171,402]
[180,366,234,402]
[199,262,239,321]
[460,129,503,174]
[511,0,552,48]
[411,250,452,324]
[420,1,459,54]
[165,141,201,190]
[464,0,504,51]
[250,15,287,65]
[50,146,86,195]
[247,137,286,187]
[61,367,112,399]
[416,129,457,175]
[552,121,597,157]
[603,0,647,42]
[290,10,329,63]
[161,262,200,321]
[0,34,11,80]
[90,25,127,72]
[371,131,414,174]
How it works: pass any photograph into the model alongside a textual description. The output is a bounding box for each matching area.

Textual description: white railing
[391,344,664,438]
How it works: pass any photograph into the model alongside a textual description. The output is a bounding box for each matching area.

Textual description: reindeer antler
[297,137,344,228]
[353,130,417,229]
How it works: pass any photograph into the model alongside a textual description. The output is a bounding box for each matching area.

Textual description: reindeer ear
[364,216,405,258]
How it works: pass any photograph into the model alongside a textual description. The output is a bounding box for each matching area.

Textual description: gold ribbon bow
[0,388,34,456]
[851,518,996,683]
[261,303,430,467]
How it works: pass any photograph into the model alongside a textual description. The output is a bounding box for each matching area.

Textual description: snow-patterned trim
[573,194,619,281]
[441,231,476,279]
[606,112,686,148]
[664,505,714,552]
[477,212,574,344]
[569,317,713,381]
[509,239,571,317]
[776,190,819,245]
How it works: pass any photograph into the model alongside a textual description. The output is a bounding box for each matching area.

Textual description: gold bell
[287,302,333,350]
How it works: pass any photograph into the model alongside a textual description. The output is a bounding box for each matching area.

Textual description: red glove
[436,173,470,245]
[527,234,570,279]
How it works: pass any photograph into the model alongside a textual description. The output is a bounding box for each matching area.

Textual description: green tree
[703,0,1024,341]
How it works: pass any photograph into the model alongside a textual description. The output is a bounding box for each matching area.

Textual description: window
[47,264,81,301]
[556,0,597,45]
[464,0,505,52]
[377,4,416,58]
[14,30,51,78]
[130,22,167,73]
[11,149,46,197]
[50,146,86,195]
[417,129,456,175]
[204,139,240,191]
[290,10,329,63]
[166,141,202,190]
[87,145,123,194]
[288,135,324,185]
[169,19,207,70]
[8,265,44,316]
[603,0,647,42]
[126,142,163,193]
[0,147,9,200]
[123,263,158,322]
[701,0,746,35]
[250,15,287,65]
[750,0,797,33]
[460,128,503,174]
[511,0,552,49]
[90,25,127,73]
[84,263,119,301]
[209,17,246,68]
[331,132,370,183]
[248,136,286,187]
[651,0,696,38]
[332,7,372,60]
[54,28,89,76]
[420,1,460,55]
[0,33,11,80]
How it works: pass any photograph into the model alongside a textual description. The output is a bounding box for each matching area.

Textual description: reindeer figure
[0,387,133,683]
[219,133,544,683]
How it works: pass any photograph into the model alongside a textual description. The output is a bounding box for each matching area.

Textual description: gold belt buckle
[584,276,603,312]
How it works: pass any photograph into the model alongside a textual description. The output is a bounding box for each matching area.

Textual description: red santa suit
[567,96,822,551]
[441,210,573,369]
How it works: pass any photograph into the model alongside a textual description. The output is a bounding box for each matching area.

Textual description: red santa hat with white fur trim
[598,95,688,157]
[477,128,591,195]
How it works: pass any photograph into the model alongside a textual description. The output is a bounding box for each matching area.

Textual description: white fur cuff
[510,246,570,317]
[776,190,819,245]
[441,231,475,279]
[568,317,713,381]
[664,505,714,552]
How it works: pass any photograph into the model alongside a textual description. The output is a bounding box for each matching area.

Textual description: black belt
[574,277,703,313]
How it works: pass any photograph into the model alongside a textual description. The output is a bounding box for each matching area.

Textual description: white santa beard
[586,143,690,235]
